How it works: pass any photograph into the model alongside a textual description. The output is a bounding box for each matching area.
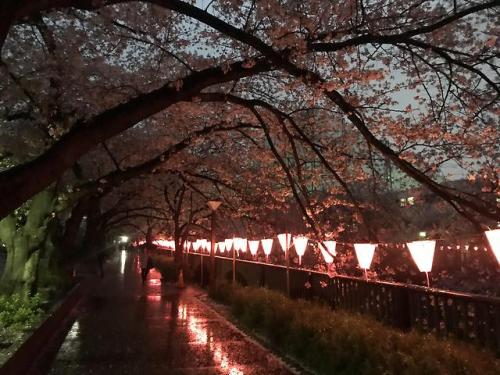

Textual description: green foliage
[211,284,500,375]
[0,292,45,365]
[0,293,44,331]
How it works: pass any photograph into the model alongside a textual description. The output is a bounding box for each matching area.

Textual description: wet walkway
[49,250,295,375]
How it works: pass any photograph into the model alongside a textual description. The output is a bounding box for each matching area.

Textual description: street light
[207,200,222,291]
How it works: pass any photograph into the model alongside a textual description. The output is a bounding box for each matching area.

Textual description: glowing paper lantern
[277,233,291,252]
[261,239,273,260]
[225,238,233,252]
[248,241,259,256]
[407,240,436,273]
[218,242,226,253]
[200,239,208,252]
[407,240,436,287]
[233,237,241,252]
[485,229,500,264]
[354,243,377,270]
[318,241,336,264]
[323,240,337,256]
[239,238,248,253]
[293,236,308,265]
[192,240,201,252]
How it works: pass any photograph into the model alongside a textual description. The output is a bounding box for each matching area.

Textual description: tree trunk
[0,237,31,295]
[82,199,101,253]
[61,196,90,253]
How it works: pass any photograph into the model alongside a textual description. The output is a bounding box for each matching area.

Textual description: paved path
[50,250,295,375]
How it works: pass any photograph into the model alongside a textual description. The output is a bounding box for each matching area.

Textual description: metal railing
[182,251,500,353]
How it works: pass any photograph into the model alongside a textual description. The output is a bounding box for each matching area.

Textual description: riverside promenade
[49,251,295,375]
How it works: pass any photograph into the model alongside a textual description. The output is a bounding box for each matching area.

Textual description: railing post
[260,263,266,287]
[395,285,412,331]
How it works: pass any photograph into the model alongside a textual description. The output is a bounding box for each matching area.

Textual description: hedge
[211,284,500,375]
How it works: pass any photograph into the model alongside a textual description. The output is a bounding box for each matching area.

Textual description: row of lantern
[155,229,500,279]
[180,237,439,274]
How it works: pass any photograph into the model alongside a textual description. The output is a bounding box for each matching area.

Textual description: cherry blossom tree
[0,0,498,294]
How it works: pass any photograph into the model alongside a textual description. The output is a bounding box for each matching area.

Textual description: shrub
[0,293,45,365]
[0,293,44,349]
[0,293,44,330]
[212,285,500,375]
[210,281,234,304]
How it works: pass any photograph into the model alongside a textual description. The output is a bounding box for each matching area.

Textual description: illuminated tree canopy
[0,0,498,293]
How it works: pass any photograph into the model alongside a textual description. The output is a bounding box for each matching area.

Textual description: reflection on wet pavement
[49,251,294,375]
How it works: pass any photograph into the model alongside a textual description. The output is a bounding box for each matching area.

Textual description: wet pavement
[49,250,295,375]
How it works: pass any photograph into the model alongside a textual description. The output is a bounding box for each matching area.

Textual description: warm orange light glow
[293,236,308,265]
[277,233,291,252]
[407,240,436,272]
[248,240,259,256]
[485,229,500,264]
[354,243,377,269]
[153,239,175,249]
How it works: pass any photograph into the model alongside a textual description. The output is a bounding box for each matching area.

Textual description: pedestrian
[97,251,106,278]
[139,248,153,284]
